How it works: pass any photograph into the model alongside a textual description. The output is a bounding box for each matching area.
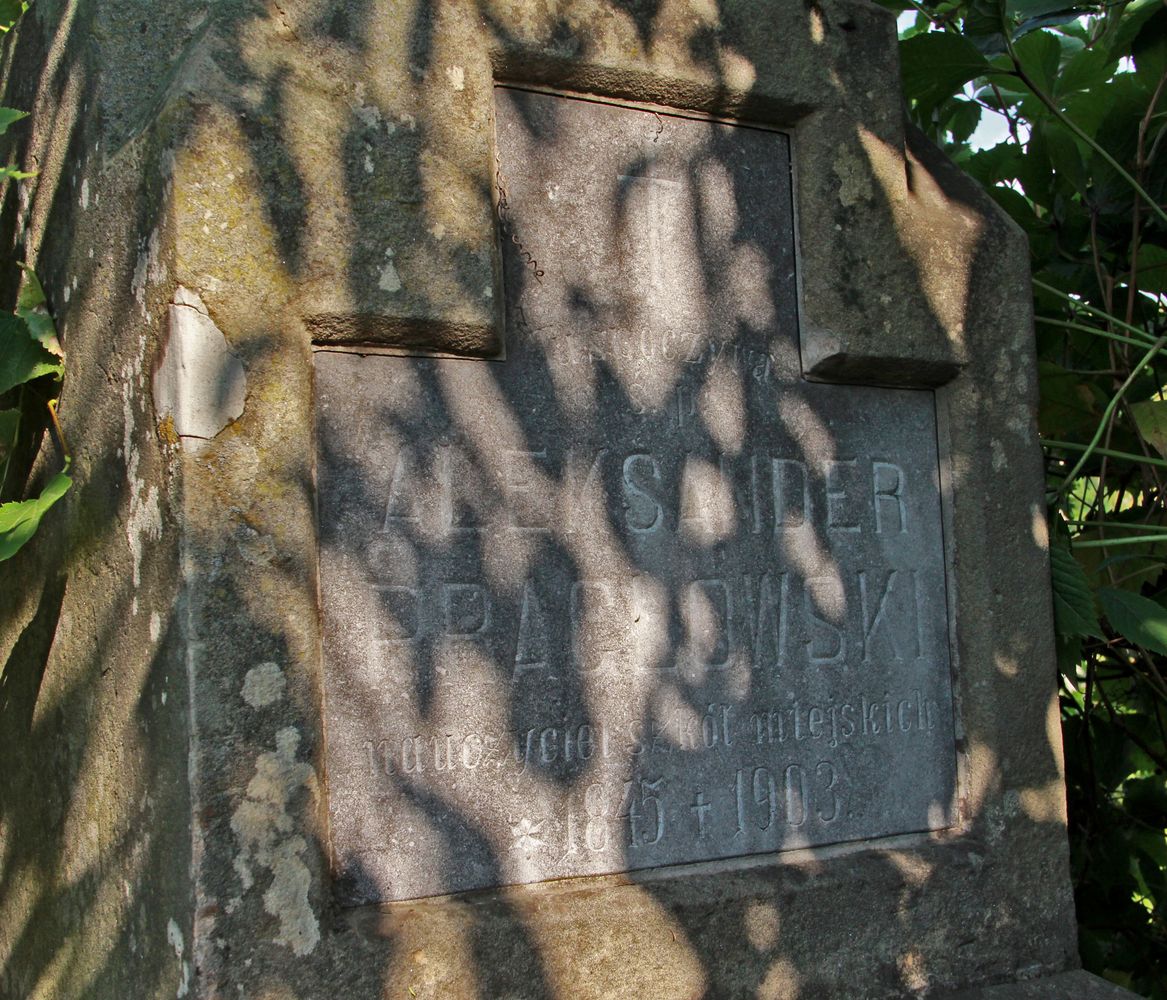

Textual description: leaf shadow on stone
[234,65,310,278]
[0,571,193,999]
[1,0,1085,997]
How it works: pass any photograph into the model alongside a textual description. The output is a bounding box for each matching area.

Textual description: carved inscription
[316,91,957,905]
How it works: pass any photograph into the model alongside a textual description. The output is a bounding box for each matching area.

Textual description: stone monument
[0,1,1139,998]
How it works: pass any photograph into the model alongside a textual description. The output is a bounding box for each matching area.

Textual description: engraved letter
[873,461,908,534]
[691,791,712,838]
[641,777,665,846]
[383,449,419,530]
[803,577,845,666]
[566,449,606,534]
[364,739,390,776]
[504,449,550,531]
[374,585,419,641]
[772,458,810,528]
[514,581,550,680]
[675,385,696,428]
[825,459,860,532]
[742,572,791,673]
[623,454,664,533]
[432,734,456,772]
[401,736,424,773]
[754,767,778,831]
[462,734,484,769]
[859,570,903,663]
[540,728,559,763]
[577,725,595,761]
[443,582,490,636]
[584,783,609,852]
[439,445,479,535]
[688,579,731,670]
[815,761,840,823]
[784,764,807,827]
[571,580,619,674]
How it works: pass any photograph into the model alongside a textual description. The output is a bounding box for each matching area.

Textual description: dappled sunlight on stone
[778,396,837,466]
[883,849,934,888]
[745,900,781,952]
[1020,780,1070,825]
[994,653,1020,679]
[758,958,801,1000]
[1032,503,1050,550]
[858,126,982,355]
[698,359,747,455]
[678,456,737,546]
[510,881,707,999]
[898,949,929,992]
[0,0,1091,995]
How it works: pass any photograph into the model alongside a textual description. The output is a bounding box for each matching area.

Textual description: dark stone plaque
[316,89,956,905]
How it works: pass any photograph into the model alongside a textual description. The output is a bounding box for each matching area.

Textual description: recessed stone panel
[315,90,956,905]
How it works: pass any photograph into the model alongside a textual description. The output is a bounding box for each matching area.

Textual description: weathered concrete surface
[0,5,192,1000]
[942,970,1141,999]
[0,0,1114,997]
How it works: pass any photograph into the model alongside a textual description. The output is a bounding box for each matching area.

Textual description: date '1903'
[543,761,842,858]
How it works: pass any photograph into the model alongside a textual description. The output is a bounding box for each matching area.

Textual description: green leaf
[1129,244,1167,297]
[1040,118,1087,193]
[0,314,61,396]
[1060,82,1111,143]
[1056,633,1083,677]
[1039,360,1099,438]
[1006,0,1081,20]
[946,99,983,145]
[0,0,23,30]
[0,165,35,181]
[1016,122,1055,214]
[16,268,61,357]
[1013,27,1063,94]
[0,106,26,135]
[0,470,70,561]
[19,309,58,354]
[901,32,992,117]
[1014,11,1084,39]
[1050,531,1102,639]
[1130,7,1167,78]
[966,0,1010,55]
[1056,46,1115,99]
[1098,587,1167,655]
[1130,399,1167,459]
[1105,0,1162,61]
[16,265,45,311]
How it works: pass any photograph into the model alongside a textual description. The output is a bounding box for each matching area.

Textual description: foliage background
[891,1,1167,995]
[0,0,68,561]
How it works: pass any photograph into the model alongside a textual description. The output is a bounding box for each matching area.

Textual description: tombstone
[0,2,1139,998]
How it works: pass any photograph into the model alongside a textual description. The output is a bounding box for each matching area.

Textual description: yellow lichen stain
[157,413,180,447]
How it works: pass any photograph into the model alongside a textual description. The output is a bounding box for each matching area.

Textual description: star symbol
[510,817,545,856]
